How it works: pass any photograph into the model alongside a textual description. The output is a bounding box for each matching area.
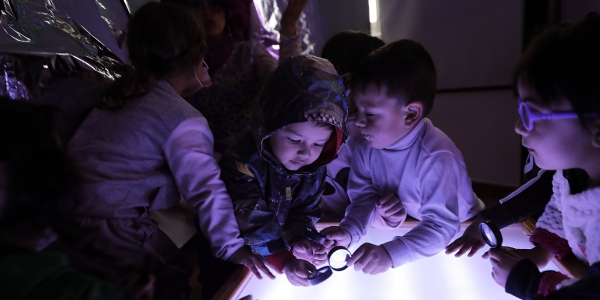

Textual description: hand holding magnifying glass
[479,220,503,248]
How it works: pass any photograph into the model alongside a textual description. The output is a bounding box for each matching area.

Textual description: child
[488,12,600,299]
[319,30,392,222]
[321,39,485,274]
[0,100,153,299]
[50,3,270,299]
[218,54,348,286]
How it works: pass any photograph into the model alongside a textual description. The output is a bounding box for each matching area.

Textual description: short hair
[514,12,600,126]
[163,0,251,41]
[351,39,437,117]
[321,30,385,76]
[101,2,206,109]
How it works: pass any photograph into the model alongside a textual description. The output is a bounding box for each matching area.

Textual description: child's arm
[372,194,407,229]
[480,169,555,228]
[379,153,466,268]
[282,171,328,265]
[338,145,380,245]
[218,151,286,253]
[445,169,554,257]
[164,117,245,260]
[489,248,573,299]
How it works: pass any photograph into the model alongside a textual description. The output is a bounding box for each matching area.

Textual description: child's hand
[229,246,277,279]
[292,239,327,266]
[487,247,527,287]
[346,243,393,275]
[445,215,486,257]
[483,246,552,268]
[280,0,309,36]
[283,258,316,286]
[320,226,351,250]
[375,193,406,225]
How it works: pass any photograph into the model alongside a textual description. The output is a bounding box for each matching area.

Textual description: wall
[377,0,524,186]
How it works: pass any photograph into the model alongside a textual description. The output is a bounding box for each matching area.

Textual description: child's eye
[287,138,300,144]
[313,143,325,148]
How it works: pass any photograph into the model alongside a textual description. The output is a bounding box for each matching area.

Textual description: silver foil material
[0,0,130,99]
[0,0,319,100]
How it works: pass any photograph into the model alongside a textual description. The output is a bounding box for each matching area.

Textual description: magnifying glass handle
[304,227,327,244]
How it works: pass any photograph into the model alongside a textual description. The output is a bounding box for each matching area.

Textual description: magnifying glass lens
[307,266,333,285]
[328,246,352,271]
[479,220,502,248]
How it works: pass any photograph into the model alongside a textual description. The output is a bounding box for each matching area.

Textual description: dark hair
[163,0,251,41]
[351,39,437,117]
[0,100,79,230]
[514,12,600,127]
[321,30,385,76]
[100,2,207,110]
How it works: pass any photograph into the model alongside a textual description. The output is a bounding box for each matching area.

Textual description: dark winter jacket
[219,54,348,261]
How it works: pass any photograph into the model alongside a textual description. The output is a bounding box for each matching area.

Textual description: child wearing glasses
[487,12,600,299]
[321,39,484,274]
[217,54,348,286]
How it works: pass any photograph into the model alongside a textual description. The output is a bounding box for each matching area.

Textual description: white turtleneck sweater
[340,118,484,268]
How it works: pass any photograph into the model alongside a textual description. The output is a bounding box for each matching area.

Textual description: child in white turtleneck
[321,39,484,275]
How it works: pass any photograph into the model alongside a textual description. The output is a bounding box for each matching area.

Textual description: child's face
[515,82,596,171]
[189,0,227,40]
[268,122,333,171]
[352,85,413,149]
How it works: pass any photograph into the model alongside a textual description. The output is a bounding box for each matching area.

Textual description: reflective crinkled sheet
[0,0,320,100]
[0,0,131,99]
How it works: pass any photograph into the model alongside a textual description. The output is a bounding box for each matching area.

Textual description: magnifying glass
[307,246,352,285]
[479,220,503,248]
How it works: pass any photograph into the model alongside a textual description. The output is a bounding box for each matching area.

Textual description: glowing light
[368,0,378,23]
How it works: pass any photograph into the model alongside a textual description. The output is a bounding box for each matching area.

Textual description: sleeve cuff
[265,250,295,273]
[381,238,411,268]
[505,258,542,299]
[537,271,570,296]
[530,227,572,259]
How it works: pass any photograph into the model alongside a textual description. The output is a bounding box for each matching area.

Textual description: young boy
[218,54,348,286]
[322,39,485,274]
[319,30,394,223]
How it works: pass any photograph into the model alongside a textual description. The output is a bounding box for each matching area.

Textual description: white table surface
[229,223,560,300]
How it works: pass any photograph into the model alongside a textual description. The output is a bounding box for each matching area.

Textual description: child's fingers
[248,264,263,279]
[346,245,365,267]
[376,193,395,207]
[251,257,276,279]
[323,229,346,241]
[445,237,464,254]
[384,202,404,216]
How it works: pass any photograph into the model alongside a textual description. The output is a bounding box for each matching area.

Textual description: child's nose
[514,118,528,136]
[354,115,366,128]
[298,144,311,157]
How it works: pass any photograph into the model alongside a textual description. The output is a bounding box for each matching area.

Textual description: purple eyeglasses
[518,98,597,131]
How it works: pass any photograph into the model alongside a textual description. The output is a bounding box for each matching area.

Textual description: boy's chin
[366,139,391,150]
[283,163,302,171]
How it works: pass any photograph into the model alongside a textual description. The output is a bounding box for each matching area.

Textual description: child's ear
[404,101,423,127]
